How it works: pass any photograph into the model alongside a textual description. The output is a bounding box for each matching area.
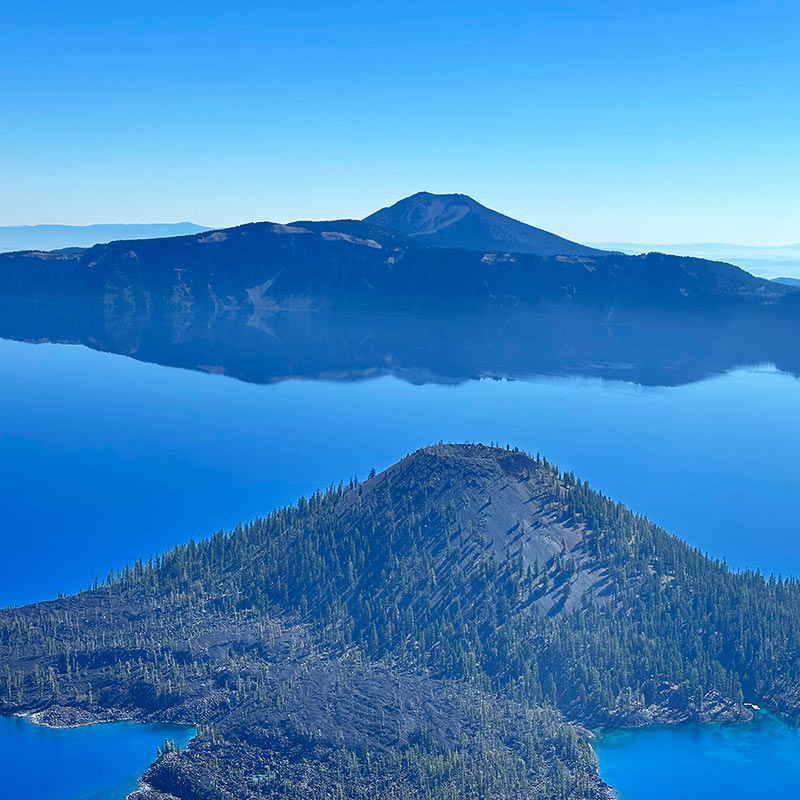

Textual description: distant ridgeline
[3,445,800,800]
[0,198,794,316]
[0,193,799,387]
[0,222,210,252]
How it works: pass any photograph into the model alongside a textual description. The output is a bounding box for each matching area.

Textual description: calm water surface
[0,715,194,800]
[593,712,800,799]
[2,337,800,607]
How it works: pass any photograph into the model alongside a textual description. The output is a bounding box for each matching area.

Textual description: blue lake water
[0,715,194,800]
[2,336,800,607]
[593,712,800,799]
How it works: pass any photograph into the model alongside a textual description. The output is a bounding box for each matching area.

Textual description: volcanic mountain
[364,191,604,257]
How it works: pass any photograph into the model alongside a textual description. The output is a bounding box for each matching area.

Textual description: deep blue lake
[0,715,194,800]
[593,712,800,799]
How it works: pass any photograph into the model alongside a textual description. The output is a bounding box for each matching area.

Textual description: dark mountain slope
[3,445,800,799]
[334,443,608,615]
[0,218,791,322]
[3,591,595,800]
[228,444,800,723]
[364,192,604,257]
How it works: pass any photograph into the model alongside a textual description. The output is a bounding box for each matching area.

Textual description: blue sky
[2,0,798,242]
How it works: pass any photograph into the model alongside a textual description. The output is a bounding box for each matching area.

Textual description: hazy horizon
[0,208,800,252]
[3,1,799,243]
[3,209,799,279]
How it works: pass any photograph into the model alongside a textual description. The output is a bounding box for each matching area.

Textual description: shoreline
[0,711,196,800]
[7,707,197,734]
[20,706,140,730]
[590,706,788,744]
[2,700,783,800]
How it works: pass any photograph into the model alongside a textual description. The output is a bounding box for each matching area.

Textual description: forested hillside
[3,444,800,798]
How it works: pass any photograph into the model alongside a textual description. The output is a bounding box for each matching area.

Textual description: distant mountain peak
[380,192,476,236]
[364,191,604,257]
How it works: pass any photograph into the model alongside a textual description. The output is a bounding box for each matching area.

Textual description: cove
[593,712,800,799]
[0,715,195,800]
[2,337,800,607]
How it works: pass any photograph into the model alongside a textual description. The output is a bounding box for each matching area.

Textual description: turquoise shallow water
[0,715,195,800]
[593,712,800,799]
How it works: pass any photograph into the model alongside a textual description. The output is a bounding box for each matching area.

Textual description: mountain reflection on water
[2,296,800,387]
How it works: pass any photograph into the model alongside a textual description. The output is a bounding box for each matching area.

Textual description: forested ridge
[2,444,800,799]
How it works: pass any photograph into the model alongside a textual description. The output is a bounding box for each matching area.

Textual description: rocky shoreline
[592,686,756,730]
[24,705,139,729]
